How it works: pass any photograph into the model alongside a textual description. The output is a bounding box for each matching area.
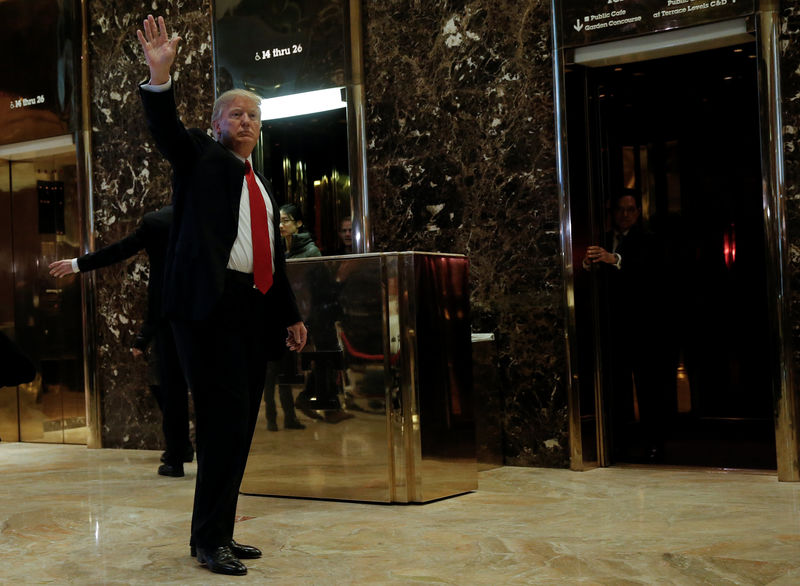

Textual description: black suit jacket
[599,224,660,341]
[139,85,300,327]
[77,205,172,348]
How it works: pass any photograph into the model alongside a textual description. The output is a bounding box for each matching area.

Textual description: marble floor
[2,443,800,585]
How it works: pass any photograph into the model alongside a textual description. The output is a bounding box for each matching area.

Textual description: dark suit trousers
[154,324,191,464]
[171,270,282,549]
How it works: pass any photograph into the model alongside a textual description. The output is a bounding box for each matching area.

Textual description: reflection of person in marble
[262,359,305,432]
[290,261,355,425]
[137,14,306,577]
[48,205,193,477]
[261,204,319,431]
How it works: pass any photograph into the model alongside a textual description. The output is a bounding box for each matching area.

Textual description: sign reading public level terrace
[560,0,755,48]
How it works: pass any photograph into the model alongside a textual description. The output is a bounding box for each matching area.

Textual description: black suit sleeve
[139,85,203,172]
[76,223,148,273]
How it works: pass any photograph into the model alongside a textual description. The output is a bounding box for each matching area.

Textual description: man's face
[338,219,352,247]
[213,96,260,157]
[613,195,639,232]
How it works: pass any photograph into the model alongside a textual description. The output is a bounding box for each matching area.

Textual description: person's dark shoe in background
[157,463,184,477]
[160,442,194,464]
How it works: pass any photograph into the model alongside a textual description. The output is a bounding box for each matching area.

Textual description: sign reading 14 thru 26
[560,0,755,48]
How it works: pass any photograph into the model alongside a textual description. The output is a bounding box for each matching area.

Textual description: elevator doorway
[568,40,776,470]
[0,147,87,444]
[260,107,352,256]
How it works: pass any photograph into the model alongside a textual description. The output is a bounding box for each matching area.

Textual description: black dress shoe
[160,443,194,464]
[230,540,262,559]
[157,463,184,477]
[284,419,306,430]
[196,545,247,576]
[191,540,261,559]
[267,420,278,432]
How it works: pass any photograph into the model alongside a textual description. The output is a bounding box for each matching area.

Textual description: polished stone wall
[362,1,568,467]
[781,3,800,427]
[87,1,213,448]
[84,1,800,469]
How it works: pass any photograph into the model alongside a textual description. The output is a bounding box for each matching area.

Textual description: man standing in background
[49,205,193,477]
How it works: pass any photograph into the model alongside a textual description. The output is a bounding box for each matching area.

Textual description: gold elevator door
[0,152,86,444]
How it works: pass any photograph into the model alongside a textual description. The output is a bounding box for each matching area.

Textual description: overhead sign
[212,0,346,100]
[560,0,755,48]
[0,0,75,146]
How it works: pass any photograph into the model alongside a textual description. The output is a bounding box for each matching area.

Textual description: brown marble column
[362,2,569,467]
[781,2,800,436]
[86,1,213,448]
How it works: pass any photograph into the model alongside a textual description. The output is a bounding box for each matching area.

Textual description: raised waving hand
[136,14,181,85]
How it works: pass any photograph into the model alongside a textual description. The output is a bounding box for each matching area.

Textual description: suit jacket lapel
[256,169,283,254]
[219,147,245,222]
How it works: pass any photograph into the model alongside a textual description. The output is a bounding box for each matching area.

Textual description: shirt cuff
[71,258,79,273]
[140,77,172,92]
[613,253,622,269]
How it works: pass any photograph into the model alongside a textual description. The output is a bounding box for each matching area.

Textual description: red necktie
[244,161,273,293]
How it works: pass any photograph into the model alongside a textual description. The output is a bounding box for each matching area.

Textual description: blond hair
[211,89,262,137]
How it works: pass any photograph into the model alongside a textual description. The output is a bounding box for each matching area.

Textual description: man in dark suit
[584,194,665,462]
[137,14,307,577]
[49,205,193,476]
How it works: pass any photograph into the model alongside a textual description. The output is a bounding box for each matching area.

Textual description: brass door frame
[756,2,799,481]
[551,1,800,479]
[77,0,100,448]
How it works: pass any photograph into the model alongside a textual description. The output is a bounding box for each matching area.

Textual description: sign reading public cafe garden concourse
[560,0,755,48]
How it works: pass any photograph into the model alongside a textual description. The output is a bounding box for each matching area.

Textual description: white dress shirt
[141,77,275,275]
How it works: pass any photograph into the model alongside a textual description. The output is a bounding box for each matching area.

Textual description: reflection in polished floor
[2,443,800,584]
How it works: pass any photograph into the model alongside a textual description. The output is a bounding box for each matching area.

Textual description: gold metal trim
[77,0,100,448]
[756,3,799,481]
[551,0,597,471]
[345,0,371,253]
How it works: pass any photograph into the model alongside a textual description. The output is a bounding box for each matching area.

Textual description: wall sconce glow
[261,88,346,121]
